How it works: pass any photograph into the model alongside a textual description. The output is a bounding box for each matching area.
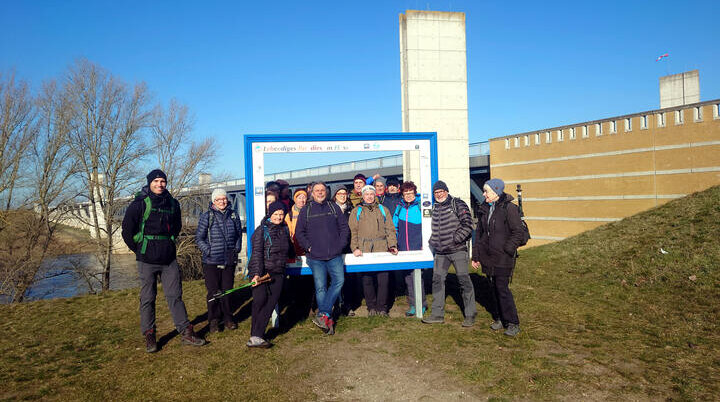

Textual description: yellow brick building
[489,100,720,246]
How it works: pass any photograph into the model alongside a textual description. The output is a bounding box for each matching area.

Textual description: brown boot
[208,319,220,333]
[224,319,238,330]
[144,329,158,353]
[180,324,206,346]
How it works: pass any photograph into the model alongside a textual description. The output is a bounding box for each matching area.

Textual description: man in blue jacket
[295,181,350,335]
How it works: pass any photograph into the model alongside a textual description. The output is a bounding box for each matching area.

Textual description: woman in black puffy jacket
[196,188,243,333]
[246,201,295,348]
[471,179,524,337]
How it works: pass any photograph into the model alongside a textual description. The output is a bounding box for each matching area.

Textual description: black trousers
[203,263,235,322]
[251,274,284,338]
[362,271,390,313]
[489,275,519,325]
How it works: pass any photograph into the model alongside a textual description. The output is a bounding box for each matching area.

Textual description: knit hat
[432,180,449,192]
[146,169,167,185]
[484,178,505,196]
[386,177,400,187]
[374,176,386,186]
[361,185,376,194]
[211,188,227,202]
[353,174,366,183]
[267,201,286,217]
[293,188,307,201]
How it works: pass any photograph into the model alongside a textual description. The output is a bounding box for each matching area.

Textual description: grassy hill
[1,186,718,401]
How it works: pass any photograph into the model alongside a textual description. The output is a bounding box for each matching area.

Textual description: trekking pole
[207,273,271,303]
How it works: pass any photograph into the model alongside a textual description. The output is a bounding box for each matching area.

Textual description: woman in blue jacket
[196,188,243,333]
[392,181,427,316]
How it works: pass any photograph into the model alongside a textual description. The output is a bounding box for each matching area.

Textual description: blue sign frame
[243,132,438,275]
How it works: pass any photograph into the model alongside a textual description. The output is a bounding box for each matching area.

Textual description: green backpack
[132,195,176,254]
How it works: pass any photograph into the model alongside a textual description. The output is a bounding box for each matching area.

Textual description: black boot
[180,324,206,346]
[144,328,158,353]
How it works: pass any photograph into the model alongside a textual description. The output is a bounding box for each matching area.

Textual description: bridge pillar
[399,10,470,203]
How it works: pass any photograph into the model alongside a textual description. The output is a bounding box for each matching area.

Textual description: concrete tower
[660,70,700,109]
[399,10,470,203]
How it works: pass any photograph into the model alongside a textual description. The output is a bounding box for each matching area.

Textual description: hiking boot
[490,320,504,331]
[378,311,389,318]
[144,329,157,353]
[180,325,206,346]
[324,316,335,335]
[246,336,272,348]
[224,319,237,331]
[504,323,521,337]
[405,307,416,317]
[421,316,444,324]
[347,309,356,317]
[312,314,328,331]
[208,319,220,334]
[367,309,378,317]
[462,316,476,327]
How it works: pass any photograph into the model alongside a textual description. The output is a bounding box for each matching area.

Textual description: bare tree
[0,71,35,211]
[65,59,152,291]
[0,78,78,302]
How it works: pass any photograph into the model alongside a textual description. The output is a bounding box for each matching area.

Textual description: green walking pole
[207,273,271,303]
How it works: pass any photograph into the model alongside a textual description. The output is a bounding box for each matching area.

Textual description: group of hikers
[122,169,526,353]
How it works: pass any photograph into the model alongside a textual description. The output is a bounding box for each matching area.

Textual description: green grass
[1,186,719,400]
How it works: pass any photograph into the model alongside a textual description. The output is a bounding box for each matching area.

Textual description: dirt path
[303,339,482,401]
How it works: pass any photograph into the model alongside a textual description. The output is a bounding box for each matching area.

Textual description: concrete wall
[660,70,700,109]
[489,100,720,247]
[399,10,470,203]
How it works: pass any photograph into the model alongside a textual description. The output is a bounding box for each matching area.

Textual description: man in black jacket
[422,180,477,327]
[121,169,205,352]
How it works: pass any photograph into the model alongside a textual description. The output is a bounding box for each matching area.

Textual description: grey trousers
[138,260,191,334]
[430,251,476,319]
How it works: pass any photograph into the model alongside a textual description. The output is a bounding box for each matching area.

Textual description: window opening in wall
[610,120,617,134]
[557,129,564,141]
[524,135,529,146]
[545,131,552,143]
[714,104,720,119]
[504,138,510,149]
[582,125,589,138]
[569,127,576,140]
[641,115,648,129]
[625,118,632,132]
[534,133,540,145]
[657,112,665,127]
[675,110,684,124]
[694,106,702,121]
[595,123,602,136]
[514,137,519,148]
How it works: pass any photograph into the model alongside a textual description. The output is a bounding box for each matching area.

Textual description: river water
[14,253,140,302]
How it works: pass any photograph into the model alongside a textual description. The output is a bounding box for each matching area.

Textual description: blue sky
[2,1,719,179]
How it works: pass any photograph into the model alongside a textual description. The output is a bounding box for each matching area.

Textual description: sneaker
[378,311,389,318]
[224,319,238,331]
[180,324,207,346]
[421,316,444,324]
[144,329,157,353]
[405,307,416,317]
[208,319,220,333]
[312,314,328,331]
[324,316,335,335]
[490,320,504,331]
[246,336,272,348]
[367,309,377,317]
[504,323,521,337]
[462,316,476,327]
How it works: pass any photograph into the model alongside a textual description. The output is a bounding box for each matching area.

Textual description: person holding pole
[422,180,477,327]
[195,188,243,333]
[246,201,295,348]
[471,179,524,337]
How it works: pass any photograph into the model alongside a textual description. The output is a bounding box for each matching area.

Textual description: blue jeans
[307,255,345,316]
